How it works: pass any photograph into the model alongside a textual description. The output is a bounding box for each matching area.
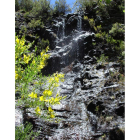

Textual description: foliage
[89,18,95,28]
[31,0,51,18]
[15,0,34,12]
[15,0,20,11]
[74,0,97,11]
[37,38,50,51]
[53,0,71,16]
[83,15,88,21]
[15,0,72,18]
[97,54,108,64]
[15,36,66,120]
[37,39,49,52]
[15,123,39,140]
[19,25,27,35]
[92,42,96,46]
[28,19,44,29]
[109,23,125,38]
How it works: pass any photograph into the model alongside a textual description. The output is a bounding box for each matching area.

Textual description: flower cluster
[28,72,65,117]
[28,92,37,98]
[15,35,65,120]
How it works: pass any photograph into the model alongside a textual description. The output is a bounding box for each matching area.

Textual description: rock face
[15,12,125,140]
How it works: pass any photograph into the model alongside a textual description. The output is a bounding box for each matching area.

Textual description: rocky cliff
[15,3,125,139]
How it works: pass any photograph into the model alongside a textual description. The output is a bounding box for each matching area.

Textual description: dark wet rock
[96,64,106,70]
[109,127,125,140]
[115,105,124,117]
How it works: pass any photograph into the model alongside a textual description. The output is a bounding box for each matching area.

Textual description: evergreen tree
[19,0,33,12]
[15,0,20,11]
[54,0,71,15]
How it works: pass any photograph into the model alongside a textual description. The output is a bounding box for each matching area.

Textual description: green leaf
[123,10,125,13]
[35,46,37,52]
[106,0,111,4]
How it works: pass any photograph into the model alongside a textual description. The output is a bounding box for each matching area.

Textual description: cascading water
[76,41,79,60]
[77,14,82,32]
[62,18,65,39]
[57,21,60,37]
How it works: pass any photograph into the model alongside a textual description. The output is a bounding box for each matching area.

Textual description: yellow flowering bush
[15,35,66,120]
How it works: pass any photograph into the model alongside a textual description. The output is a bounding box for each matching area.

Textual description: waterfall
[79,15,82,31]
[77,15,82,32]
[76,41,79,60]
[57,23,60,37]
[62,18,65,39]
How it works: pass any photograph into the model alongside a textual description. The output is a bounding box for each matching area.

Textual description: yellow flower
[43,90,48,96]
[53,83,59,87]
[20,41,25,46]
[15,74,18,80]
[15,71,18,80]
[43,54,50,60]
[51,97,54,101]
[35,106,41,115]
[41,51,45,56]
[24,54,30,64]
[28,92,37,98]
[43,90,52,96]
[48,77,54,83]
[46,46,49,52]
[28,92,34,98]
[47,90,52,96]
[61,79,64,82]
[50,114,55,118]
[49,97,54,104]
[48,106,53,112]
[56,93,59,97]
[54,98,59,103]
[34,93,37,98]
[58,74,64,78]
[16,38,19,44]
[40,61,45,66]
[44,99,49,102]
[38,61,45,69]
[55,77,59,83]
[39,96,44,101]
[32,60,35,65]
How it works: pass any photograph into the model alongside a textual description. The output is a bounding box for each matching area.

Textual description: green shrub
[89,18,94,28]
[15,123,39,140]
[23,12,31,20]
[97,54,108,64]
[84,15,88,20]
[19,25,27,35]
[92,42,96,46]
[96,25,102,32]
[53,0,72,16]
[109,23,125,37]
[15,36,66,121]
[37,38,50,51]
[18,0,34,12]
[30,0,51,18]
[28,19,44,29]
[95,31,106,39]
